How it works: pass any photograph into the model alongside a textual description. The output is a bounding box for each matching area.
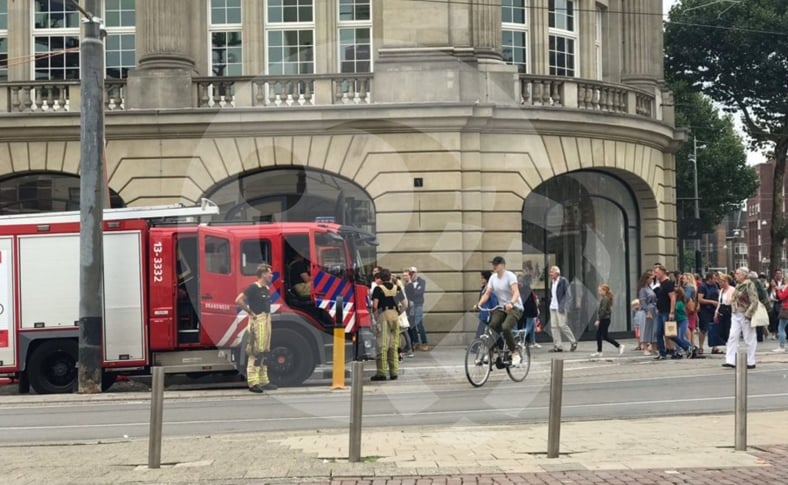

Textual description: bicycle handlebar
[473,304,507,313]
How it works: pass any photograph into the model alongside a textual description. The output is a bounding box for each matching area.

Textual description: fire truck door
[0,238,15,367]
[198,227,239,347]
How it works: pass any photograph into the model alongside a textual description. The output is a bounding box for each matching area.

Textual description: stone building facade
[0,0,684,342]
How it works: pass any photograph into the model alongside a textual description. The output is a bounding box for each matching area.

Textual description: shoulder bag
[751,301,770,327]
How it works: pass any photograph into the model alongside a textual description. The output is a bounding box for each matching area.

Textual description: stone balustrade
[1,75,657,119]
[520,75,657,119]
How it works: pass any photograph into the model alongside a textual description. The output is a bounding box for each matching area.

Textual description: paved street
[0,339,786,484]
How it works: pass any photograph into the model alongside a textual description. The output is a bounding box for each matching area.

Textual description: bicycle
[465,305,531,387]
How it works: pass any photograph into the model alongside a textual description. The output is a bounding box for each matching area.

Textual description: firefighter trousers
[375,311,400,378]
[246,313,272,387]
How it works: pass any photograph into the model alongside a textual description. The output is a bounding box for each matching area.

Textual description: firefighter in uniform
[370,268,407,381]
[235,263,278,393]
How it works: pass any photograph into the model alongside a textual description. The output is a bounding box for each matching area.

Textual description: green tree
[671,81,757,235]
[665,0,788,276]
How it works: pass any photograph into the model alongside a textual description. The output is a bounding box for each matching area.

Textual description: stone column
[471,0,502,60]
[7,0,31,81]
[579,0,597,80]
[529,0,548,75]
[620,0,662,90]
[126,0,197,109]
[375,0,515,104]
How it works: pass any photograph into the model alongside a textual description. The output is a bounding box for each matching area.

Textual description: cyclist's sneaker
[502,352,512,365]
[511,352,522,366]
[619,344,625,356]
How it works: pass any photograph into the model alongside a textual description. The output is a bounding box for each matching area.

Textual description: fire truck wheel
[101,372,117,391]
[27,339,78,394]
[268,329,316,387]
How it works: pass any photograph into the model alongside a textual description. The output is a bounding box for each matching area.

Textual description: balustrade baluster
[552,81,562,106]
[22,87,33,112]
[10,87,20,112]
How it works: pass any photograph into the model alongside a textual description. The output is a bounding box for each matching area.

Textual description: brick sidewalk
[310,445,788,484]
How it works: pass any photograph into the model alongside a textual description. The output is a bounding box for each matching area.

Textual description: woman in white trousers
[724,267,759,369]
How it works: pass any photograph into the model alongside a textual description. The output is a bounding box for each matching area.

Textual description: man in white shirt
[475,256,524,365]
[548,265,577,352]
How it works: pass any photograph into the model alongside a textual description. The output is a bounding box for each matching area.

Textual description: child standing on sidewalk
[591,284,624,357]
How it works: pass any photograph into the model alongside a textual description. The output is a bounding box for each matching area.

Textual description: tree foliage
[672,81,757,234]
[665,0,788,276]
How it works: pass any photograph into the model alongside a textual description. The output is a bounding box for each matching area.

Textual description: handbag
[535,316,542,333]
[779,306,788,320]
[665,320,678,337]
[398,311,410,329]
[751,302,769,327]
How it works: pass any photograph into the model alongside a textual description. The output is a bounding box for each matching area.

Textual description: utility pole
[76,0,105,394]
[692,137,702,275]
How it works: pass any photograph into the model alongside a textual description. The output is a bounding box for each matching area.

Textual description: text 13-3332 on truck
[0,199,377,393]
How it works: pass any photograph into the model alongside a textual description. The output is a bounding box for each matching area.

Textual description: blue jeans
[523,317,536,343]
[407,304,427,345]
[779,319,788,347]
[675,319,692,352]
[656,312,691,356]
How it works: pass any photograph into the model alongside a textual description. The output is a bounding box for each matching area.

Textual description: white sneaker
[772,347,786,353]
[533,343,542,349]
[590,352,602,357]
[619,344,626,356]
[511,352,522,366]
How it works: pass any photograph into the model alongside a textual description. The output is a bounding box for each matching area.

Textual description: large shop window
[522,171,639,334]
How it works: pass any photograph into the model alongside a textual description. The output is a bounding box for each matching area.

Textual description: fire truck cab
[0,200,375,393]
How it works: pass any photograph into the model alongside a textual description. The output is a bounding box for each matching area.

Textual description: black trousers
[596,318,620,352]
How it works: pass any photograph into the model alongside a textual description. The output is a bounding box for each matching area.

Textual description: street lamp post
[690,137,706,274]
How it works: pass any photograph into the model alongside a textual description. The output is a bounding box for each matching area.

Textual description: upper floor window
[210,0,243,76]
[33,0,80,80]
[548,0,576,77]
[105,0,136,79]
[266,0,314,75]
[0,0,7,81]
[338,0,371,73]
[501,0,528,74]
[32,0,136,80]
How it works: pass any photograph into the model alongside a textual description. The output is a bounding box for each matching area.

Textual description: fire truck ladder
[0,198,220,225]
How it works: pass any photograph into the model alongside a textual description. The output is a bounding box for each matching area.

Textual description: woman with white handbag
[724,267,760,369]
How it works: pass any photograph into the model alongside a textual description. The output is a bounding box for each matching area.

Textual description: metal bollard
[148,366,165,469]
[348,361,364,462]
[735,348,747,451]
[547,358,564,458]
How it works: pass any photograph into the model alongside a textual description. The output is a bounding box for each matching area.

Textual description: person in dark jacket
[404,266,429,350]
[548,266,577,352]
[590,284,623,357]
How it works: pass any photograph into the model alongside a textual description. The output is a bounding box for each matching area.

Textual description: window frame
[240,239,273,276]
[31,0,81,80]
[31,0,138,80]
[337,0,372,73]
[205,236,231,275]
[208,0,243,77]
[264,0,315,76]
[501,0,528,74]
[548,0,577,77]
[0,0,7,81]
[104,0,136,79]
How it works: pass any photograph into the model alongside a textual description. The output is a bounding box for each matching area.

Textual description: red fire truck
[0,200,376,393]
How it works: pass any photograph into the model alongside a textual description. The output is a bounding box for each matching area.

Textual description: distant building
[747,161,787,274]
[0,0,684,340]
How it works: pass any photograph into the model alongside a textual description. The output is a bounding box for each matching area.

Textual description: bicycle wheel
[506,340,531,382]
[465,338,492,387]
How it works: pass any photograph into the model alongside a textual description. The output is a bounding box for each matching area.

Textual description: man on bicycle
[474,256,524,365]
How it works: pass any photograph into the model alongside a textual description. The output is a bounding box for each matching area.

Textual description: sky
[663,0,768,165]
